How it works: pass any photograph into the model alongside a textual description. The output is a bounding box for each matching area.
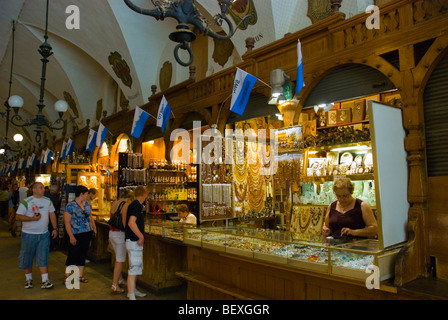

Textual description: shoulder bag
[108,201,126,231]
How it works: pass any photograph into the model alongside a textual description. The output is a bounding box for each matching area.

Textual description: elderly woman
[322,178,377,238]
[176,204,197,225]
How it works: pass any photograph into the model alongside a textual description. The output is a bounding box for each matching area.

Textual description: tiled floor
[0,217,186,300]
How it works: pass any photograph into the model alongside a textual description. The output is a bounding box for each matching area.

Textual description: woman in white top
[176,204,197,225]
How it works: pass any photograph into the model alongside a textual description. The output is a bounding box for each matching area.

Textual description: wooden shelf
[317,120,369,130]
[301,173,374,183]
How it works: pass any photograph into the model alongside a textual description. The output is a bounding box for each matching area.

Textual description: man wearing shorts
[16,182,58,289]
[124,186,148,300]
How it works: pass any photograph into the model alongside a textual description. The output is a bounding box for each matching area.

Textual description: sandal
[118,279,127,287]
[111,284,125,294]
[79,277,89,283]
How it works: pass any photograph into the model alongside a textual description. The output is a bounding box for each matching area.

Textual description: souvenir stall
[176,92,410,299]
[136,131,200,293]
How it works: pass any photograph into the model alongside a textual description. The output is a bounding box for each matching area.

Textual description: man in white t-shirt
[16,182,57,289]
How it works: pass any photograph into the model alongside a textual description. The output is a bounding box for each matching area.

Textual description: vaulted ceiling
[0,0,372,155]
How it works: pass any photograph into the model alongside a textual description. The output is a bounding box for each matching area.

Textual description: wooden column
[394,44,429,286]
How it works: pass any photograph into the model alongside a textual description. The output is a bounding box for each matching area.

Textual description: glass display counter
[182,226,401,282]
[144,222,400,281]
[145,220,187,242]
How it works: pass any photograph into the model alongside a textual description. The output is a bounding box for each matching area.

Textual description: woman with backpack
[108,190,134,294]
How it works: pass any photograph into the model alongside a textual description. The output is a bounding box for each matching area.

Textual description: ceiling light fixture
[1,20,22,157]
[124,0,250,66]
[7,0,68,143]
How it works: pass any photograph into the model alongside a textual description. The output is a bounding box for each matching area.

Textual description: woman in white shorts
[108,190,134,293]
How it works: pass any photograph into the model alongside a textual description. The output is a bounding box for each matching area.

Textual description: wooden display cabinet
[77,171,102,210]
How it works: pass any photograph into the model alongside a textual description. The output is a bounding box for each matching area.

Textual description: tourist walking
[15,182,57,289]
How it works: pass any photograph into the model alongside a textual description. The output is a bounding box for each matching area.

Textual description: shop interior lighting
[314,103,334,113]
[268,69,290,105]
[7,1,68,143]
[330,145,370,152]
[13,133,23,142]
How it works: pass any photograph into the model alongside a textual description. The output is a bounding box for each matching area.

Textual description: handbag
[108,201,126,231]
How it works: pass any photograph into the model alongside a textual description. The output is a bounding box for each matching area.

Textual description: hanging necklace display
[200,135,234,221]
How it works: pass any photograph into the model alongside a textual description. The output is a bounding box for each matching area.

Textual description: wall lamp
[268,69,290,105]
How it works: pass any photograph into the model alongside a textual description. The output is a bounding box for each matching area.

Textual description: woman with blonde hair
[322,178,377,238]
[109,189,134,294]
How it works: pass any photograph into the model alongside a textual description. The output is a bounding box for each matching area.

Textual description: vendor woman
[176,204,197,225]
[322,178,377,238]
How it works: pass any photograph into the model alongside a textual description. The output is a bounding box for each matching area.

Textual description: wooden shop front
[68,0,448,299]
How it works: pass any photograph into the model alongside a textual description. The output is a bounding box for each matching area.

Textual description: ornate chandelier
[7,0,68,143]
[124,0,251,66]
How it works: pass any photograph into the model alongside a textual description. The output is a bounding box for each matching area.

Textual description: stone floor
[0,217,186,300]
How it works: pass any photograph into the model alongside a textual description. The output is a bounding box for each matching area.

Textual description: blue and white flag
[31,153,38,168]
[131,106,150,138]
[60,140,68,159]
[96,123,108,147]
[40,150,46,166]
[27,154,34,168]
[45,149,54,165]
[86,129,97,152]
[157,96,172,133]
[66,138,75,157]
[21,158,27,169]
[295,39,305,96]
[230,67,258,116]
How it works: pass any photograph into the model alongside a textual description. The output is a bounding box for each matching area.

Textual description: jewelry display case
[182,225,400,281]
[330,239,400,281]
[145,220,187,242]
[77,171,103,211]
[181,225,401,281]
[295,100,409,251]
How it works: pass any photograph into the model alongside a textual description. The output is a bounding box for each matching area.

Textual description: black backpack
[108,201,126,231]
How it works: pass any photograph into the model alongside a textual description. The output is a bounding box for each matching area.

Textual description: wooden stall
[68,0,448,299]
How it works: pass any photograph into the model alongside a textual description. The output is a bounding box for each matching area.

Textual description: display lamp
[268,69,290,105]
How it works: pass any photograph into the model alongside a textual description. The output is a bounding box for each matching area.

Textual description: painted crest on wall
[108,51,133,89]
[63,91,78,118]
[213,31,235,67]
[228,0,257,30]
[96,99,103,122]
[159,61,173,92]
[307,0,333,24]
